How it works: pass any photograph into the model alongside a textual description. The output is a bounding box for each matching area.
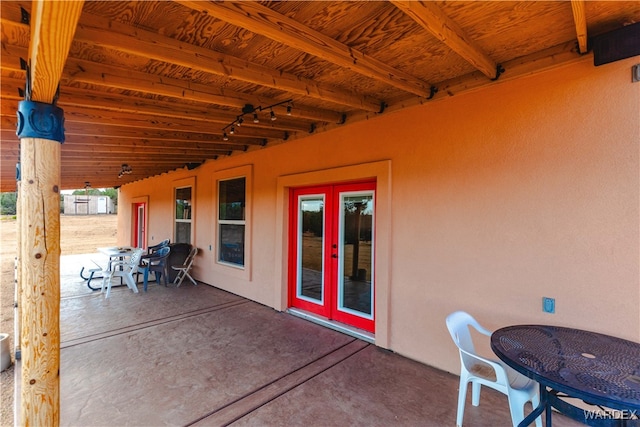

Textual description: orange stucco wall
[118,57,639,374]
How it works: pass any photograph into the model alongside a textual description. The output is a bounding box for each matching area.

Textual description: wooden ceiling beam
[390,1,499,80]
[10,171,146,178]
[1,131,249,152]
[5,144,238,158]
[383,41,586,114]
[62,126,274,144]
[1,101,306,136]
[27,1,83,103]
[65,58,341,124]
[1,115,273,144]
[63,121,285,141]
[61,146,232,157]
[1,43,343,124]
[177,0,433,98]
[571,0,588,54]
[59,152,220,161]
[2,151,222,163]
[64,139,247,153]
[71,11,382,113]
[1,76,313,132]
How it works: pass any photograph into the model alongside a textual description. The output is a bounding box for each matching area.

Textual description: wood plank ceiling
[1,1,639,191]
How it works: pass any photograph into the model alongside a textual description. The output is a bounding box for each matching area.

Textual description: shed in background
[63,195,115,215]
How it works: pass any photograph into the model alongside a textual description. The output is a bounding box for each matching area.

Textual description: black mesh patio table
[491,325,640,427]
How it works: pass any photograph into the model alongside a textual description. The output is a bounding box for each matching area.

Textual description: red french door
[288,181,375,332]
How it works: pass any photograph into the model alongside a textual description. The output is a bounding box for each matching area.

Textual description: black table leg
[519,384,548,427]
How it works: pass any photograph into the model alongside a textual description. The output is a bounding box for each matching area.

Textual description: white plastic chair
[446,311,542,427]
[172,247,198,287]
[101,248,143,298]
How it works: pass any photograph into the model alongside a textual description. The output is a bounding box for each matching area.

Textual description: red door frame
[288,185,333,318]
[288,180,375,332]
[132,202,146,249]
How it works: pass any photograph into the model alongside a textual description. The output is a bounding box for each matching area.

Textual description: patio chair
[172,247,198,287]
[139,246,171,291]
[446,311,541,427]
[135,239,169,284]
[166,243,191,282]
[147,238,170,254]
[101,248,143,298]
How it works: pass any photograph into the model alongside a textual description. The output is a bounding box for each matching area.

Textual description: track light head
[253,112,259,123]
[270,109,277,121]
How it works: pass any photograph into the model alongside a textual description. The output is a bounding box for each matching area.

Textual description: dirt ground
[0,214,117,426]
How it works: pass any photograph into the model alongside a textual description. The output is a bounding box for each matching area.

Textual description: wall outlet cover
[543,297,555,314]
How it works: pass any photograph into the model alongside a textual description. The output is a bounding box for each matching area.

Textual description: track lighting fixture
[221,99,293,139]
[118,164,132,178]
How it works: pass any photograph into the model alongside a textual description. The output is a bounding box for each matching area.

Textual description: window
[175,186,192,244]
[218,177,245,267]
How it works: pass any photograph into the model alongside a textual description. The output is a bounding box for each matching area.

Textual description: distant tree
[102,188,118,209]
[72,188,102,196]
[302,208,324,237]
[1,192,18,215]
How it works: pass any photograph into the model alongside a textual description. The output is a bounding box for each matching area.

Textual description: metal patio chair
[172,247,198,287]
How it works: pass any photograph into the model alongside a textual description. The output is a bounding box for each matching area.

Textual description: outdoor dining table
[97,246,135,257]
[80,246,136,290]
[491,325,640,427]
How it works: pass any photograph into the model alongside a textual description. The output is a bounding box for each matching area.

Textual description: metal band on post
[16,100,65,143]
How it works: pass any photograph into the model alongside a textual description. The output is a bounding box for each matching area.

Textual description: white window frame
[217,177,246,268]
[173,177,196,244]
[213,165,252,281]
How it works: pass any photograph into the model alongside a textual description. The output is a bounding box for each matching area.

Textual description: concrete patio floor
[19,254,584,426]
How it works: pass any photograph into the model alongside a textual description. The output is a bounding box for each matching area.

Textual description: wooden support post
[18,136,61,426]
[15,174,22,361]
[16,1,84,425]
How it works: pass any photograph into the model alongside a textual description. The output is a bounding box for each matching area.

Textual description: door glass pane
[339,193,374,317]
[298,196,324,303]
[137,205,145,248]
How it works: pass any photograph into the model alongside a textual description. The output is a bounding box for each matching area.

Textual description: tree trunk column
[15,2,84,424]
[17,101,63,426]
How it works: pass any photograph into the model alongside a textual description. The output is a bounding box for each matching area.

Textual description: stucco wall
[118,57,639,374]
